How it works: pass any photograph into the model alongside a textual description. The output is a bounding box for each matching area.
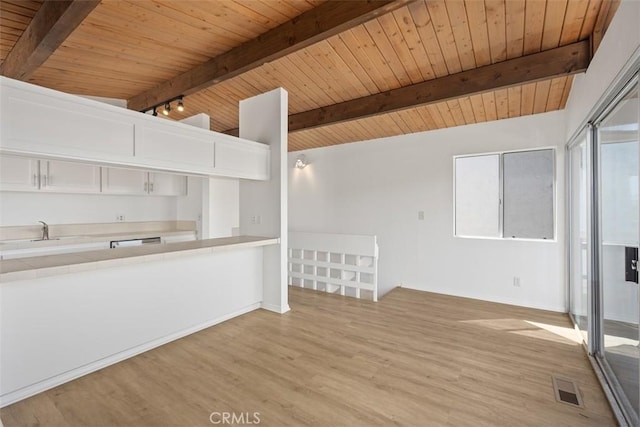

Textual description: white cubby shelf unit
[288,232,379,301]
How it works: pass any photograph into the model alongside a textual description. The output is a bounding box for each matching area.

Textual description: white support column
[238,88,290,314]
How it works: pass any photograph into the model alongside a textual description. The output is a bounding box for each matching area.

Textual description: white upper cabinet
[0,154,187,196]
[0,77,270,181]
[0,155,39,191]
[102,167,186,196]
[134,121,215,174]
[101,167,148,195]
[215,138,270,180]
[39,160,101,194]
[0,156,101,194]
[148,172,187,196]
[1,81,134,161]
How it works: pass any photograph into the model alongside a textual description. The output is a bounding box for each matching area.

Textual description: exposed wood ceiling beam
[127,0,414,112]
[0,0,100,80]
[223,40,591,137]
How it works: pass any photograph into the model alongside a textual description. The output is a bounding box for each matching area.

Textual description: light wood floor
[1,287,616,426]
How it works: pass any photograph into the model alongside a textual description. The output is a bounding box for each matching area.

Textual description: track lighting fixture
[140,95,185,117]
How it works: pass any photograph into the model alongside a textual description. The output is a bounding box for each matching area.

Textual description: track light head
[142,95,185,117]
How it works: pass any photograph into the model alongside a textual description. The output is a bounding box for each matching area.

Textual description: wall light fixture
[295,154,308,169]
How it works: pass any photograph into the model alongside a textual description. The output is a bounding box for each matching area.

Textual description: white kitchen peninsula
[0,236,277,406]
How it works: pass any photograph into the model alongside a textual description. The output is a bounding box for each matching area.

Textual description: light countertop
[0,235,279,282]
[0,229,196,250]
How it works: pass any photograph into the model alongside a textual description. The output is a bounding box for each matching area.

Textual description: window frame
[453,146,557,242]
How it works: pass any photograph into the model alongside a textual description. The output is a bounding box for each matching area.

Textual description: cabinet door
[215,138,270,180]
[134,121,215,174]
[148,172,187,196]
[1,82,134,162]
[101,167,148,195]
[40,160,101,193]
[0,155,39,191]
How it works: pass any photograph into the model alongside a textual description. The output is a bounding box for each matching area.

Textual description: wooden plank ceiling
[0,0,621,151]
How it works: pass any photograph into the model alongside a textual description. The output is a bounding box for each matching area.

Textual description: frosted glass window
[454,154,500,237]
[503,149,554,239]
[454,149,555,240]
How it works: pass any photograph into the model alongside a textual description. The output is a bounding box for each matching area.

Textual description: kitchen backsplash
[0,221,196,241]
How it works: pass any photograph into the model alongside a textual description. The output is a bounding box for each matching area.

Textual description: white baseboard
[261,302,291,314]
[0,302,261,408]
[399,284,566,313]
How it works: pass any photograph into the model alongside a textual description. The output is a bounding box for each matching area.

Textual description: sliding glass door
[568,130,589,343]
[568,74,639,425]
[597,78,639,421]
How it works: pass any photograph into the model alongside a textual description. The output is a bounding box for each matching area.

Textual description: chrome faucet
[38,221,49,240]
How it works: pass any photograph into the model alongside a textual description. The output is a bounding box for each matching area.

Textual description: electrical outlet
[116,214,125,222]
[418,211,425,220]
[513,277,521,287]
[256,215,261,225]
[251,216,256,224]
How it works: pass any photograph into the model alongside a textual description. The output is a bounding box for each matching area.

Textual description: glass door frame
[566,126,595,349]
[593,74,639,426]
[567,72,639,426]
[589,121,603,358]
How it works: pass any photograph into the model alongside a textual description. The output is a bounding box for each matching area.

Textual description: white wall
[289,111,566,312]
[79,95,127,108]
[0,169,241,235]
[565,0,640,140]
[179,113,210,130]
[0,191,177,226]
[203,177,239,238]
[176,176,203,238]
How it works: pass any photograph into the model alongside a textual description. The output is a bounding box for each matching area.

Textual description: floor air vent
[552,375,584,408]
